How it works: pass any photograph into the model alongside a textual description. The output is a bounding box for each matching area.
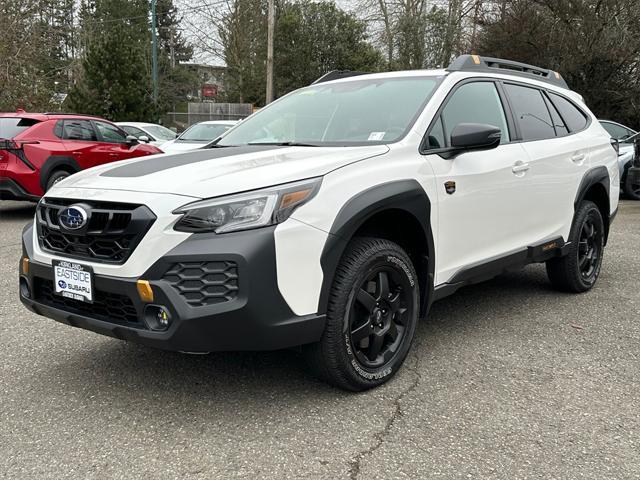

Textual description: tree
[274,1,383,96]
[155,0,198,111]
[66,0,156,121]
[0,0,76,111]
[477,0,640,127]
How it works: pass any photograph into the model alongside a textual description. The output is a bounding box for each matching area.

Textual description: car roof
[0,111,105,122]
[115,122,162,128]
[195,120,238,125]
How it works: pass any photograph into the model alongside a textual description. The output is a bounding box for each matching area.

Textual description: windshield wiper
[247,141,319,147]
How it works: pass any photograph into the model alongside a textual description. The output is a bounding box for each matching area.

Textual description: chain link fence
[163,103,253,132]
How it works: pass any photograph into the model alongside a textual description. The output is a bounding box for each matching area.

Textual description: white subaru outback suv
[19,56,619,391]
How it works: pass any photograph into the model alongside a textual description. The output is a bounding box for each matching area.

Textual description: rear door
[503,83,591,242]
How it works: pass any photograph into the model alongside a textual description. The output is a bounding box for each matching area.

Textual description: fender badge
[444,181,456,195]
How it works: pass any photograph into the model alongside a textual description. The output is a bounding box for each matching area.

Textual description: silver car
[599,120,639,200]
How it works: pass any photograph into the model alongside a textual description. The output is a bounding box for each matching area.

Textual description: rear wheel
[304,237,419,391]
[45,170,71,191]
[624,171,640,200]
[546,200,605,293]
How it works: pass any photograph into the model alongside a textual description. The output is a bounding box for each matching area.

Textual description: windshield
[217,76,441,147]
[0,118,40,139]
[179,123,234,142]
[146,125,177,140]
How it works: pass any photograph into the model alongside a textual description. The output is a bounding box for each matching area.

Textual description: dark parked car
[0,111,162,201]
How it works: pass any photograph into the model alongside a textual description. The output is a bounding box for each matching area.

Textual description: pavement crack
[348,343,423,480]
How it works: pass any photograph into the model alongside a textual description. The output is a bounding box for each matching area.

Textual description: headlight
[173,177,322,233]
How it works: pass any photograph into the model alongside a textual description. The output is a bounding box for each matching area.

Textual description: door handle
[72,151,82,156]
[108,153,119,158]
[571,153,586,164]
[512,161,530,175]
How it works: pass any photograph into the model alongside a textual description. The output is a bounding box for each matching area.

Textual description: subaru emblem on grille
[59,205,89,230]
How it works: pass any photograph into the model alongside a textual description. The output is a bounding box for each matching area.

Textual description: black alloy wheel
[304,237,419,391]
[577,216,601,281]
[349,269,410,369]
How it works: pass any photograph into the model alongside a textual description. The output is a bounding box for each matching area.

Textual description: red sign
[202,84,218,98]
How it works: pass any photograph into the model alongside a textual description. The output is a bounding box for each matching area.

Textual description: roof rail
[311,70,368,85]
[43,112,96,116]
[447,55,569,89]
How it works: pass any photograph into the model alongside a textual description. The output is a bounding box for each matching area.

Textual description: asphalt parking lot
[0,200,638,479]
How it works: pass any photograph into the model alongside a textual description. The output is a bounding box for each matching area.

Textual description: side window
[504,84,556,141]
[428,117,445,149]
[429,81,510,149]
[62,120,97,141]
[94,121,127,143]
[543,93,569,136]
[53,121,64,138]
[548,93,588,132]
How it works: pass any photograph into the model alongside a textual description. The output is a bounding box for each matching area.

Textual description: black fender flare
[40,156,81,191]
[317,179,435,317]
[574,166,611,241]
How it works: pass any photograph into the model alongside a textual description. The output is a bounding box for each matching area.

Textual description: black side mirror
[125,135,139,146]
[437,123,501,159]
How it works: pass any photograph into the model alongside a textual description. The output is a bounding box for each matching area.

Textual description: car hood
[57,144,389,199]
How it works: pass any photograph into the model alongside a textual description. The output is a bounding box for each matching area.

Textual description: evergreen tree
[67,0,155,121]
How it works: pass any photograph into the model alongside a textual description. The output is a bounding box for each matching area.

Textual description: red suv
[0,111,162,201]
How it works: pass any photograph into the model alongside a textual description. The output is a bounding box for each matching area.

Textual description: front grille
[36,198,156,264]
[34,278,140,326]
[163,261,239,307]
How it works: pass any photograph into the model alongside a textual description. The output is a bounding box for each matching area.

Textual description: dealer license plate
[53,259,94,303]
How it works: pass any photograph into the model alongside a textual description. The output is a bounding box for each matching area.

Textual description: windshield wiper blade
[247,141,319,147]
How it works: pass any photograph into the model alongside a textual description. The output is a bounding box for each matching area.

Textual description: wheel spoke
[356,289,376,312]
[387,321,398,340]
[367,334,384,361]
[351,320,372,343]
[394,307,408,325]
[376,271,390,300]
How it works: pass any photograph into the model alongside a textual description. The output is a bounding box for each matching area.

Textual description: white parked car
[116,122,177,148]
[20,55,619,391]
[160,120,238,153]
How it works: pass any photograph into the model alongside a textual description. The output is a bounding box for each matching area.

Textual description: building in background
[184,64,228,101]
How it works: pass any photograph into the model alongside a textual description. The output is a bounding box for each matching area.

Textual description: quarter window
[504,84,556,141]
[549,93,588,132]
[62,120,97,141]
[428,81,510,149]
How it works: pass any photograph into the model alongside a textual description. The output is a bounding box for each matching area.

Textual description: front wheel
[304,237,419,391]
[546,200,605,293]
[45,170,71,191]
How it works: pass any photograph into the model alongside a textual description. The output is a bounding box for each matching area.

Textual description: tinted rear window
[549,93,588,132]
[0,118,40,139]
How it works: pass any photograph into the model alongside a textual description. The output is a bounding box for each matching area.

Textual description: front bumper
[19,223,325,352]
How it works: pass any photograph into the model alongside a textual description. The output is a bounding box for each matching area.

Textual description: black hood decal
[101,145,283,178]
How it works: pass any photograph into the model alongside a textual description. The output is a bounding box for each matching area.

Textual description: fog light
[19,277,31,299]
[143,305,172,331]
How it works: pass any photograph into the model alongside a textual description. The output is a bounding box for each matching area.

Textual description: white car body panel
[35,68,619,320]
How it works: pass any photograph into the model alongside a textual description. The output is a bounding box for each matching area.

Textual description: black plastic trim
[20,224,326,352]
[318,180,435,317]
[0,178,40,201]
[39,156,80,191]
[433,236,567,301]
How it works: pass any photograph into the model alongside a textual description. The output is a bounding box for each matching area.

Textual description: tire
[624,171,640,200]
[304,237,419,391]
[546,200,605,293]
[46,170,71,191]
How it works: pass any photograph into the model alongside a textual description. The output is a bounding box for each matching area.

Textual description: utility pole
[151,0,159,105]
[265,0,274,105]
